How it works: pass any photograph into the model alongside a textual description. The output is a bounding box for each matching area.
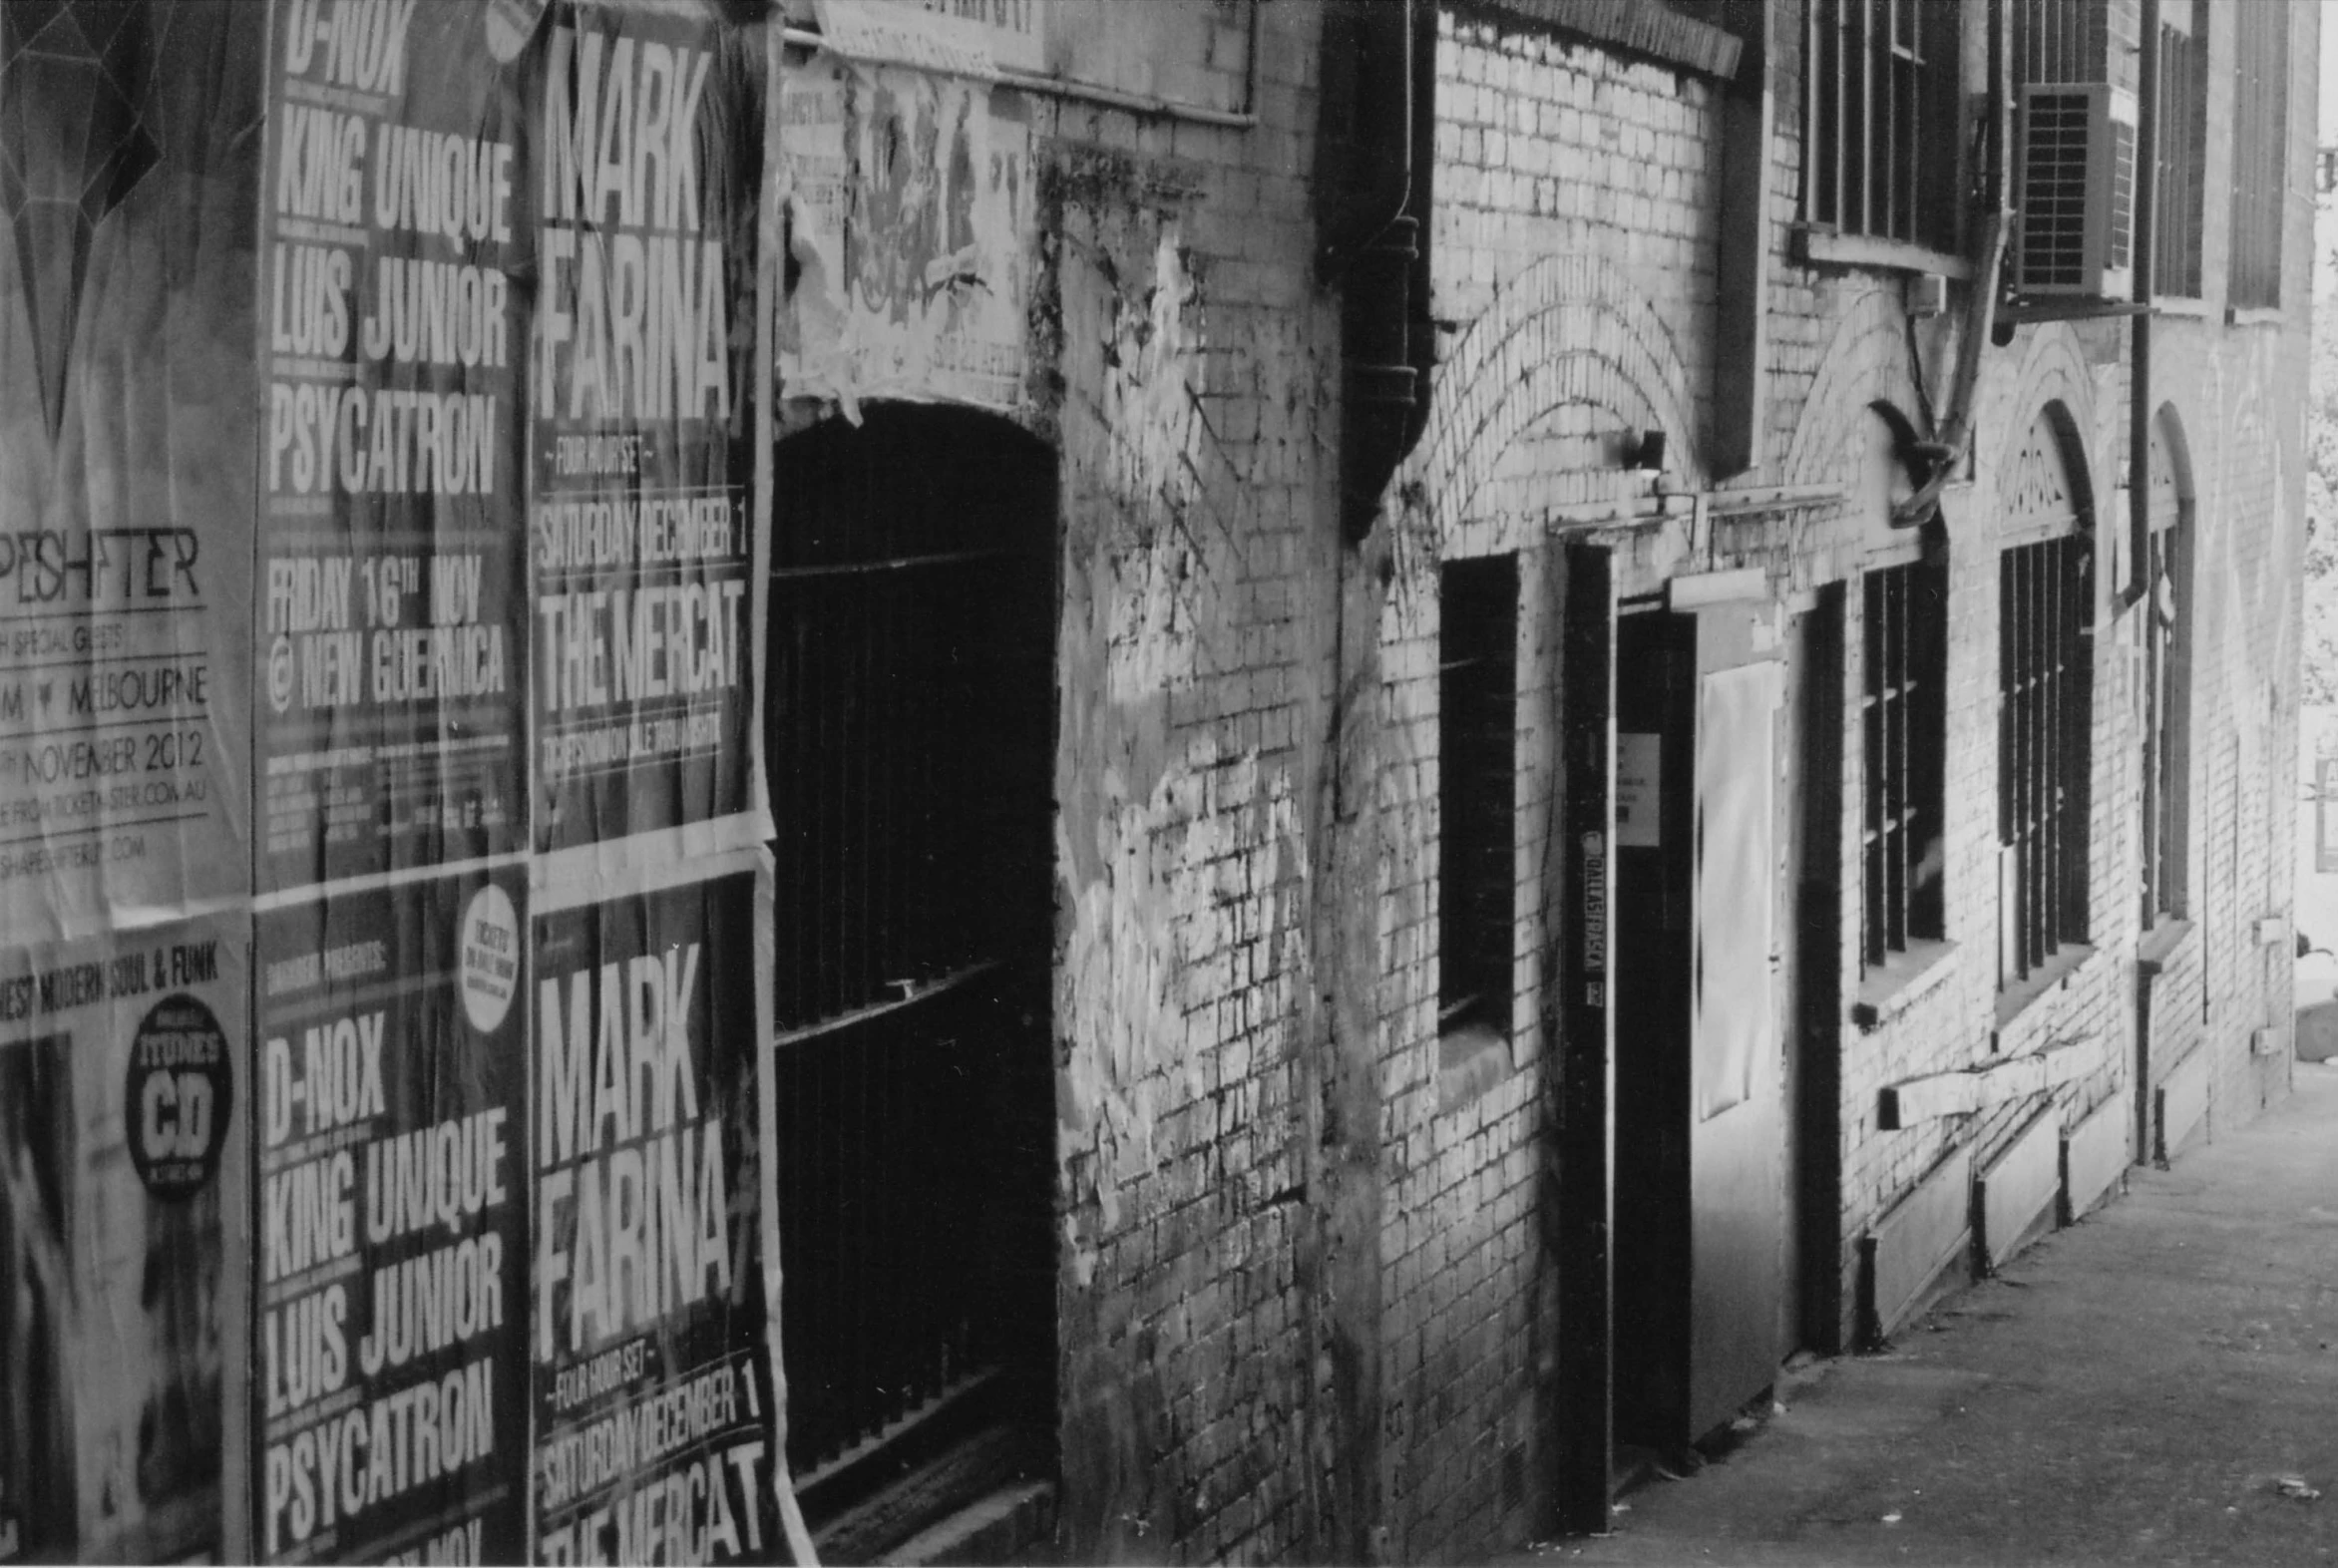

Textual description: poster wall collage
[0,0,812,1560]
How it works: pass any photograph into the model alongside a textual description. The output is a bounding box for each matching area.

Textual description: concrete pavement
[1517,1060,2338,1566]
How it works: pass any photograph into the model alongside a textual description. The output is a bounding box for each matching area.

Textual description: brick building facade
[767,0,2318,1561]
[0,0,2308,1561]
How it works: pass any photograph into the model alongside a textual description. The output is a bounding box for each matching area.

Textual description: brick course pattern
[988,0,2314,1560]
[1035,6,1340,1560]
[1368,0,2315,1550]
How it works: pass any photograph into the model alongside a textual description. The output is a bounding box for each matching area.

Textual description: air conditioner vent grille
[2019,90,2094,288]
[2014,82,2136,299]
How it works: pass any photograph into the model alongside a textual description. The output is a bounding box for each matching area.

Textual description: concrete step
[886,1479,1056,1566]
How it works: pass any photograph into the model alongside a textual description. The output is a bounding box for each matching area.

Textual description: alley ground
[1515,1062,2338,1566]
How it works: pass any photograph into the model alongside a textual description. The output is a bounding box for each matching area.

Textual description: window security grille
[1862,561,1946,968]
[1999,534,2094,985]
[2150,16,2206,298]
[1806,0,1961,251]
[1439,556,1519,1035]
[2227,0,2288,309]
[767,410,1057,1492]
[2015,0,2136,93]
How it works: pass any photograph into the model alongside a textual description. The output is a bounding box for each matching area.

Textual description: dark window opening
[767,408,1059,1520]
[2228,0,2288,309]
[1805,0,1963,252]
[1861,556,1946,969]
[1440,555,1519,1036]
[1999,532,2094,986]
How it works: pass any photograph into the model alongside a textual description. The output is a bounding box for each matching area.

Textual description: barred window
[2016,0,2139,91]
[2149,5,2206,298]
[2140,424,2188,924]
[1862,558,1947,969]
[1440,556,1519,1035]
[1805,0,1963,252]
[1998,413,2094,991]
[2227,0,2288,309]
[1998,531,2094,986]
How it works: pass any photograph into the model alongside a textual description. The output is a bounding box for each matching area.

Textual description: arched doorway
[767,407,1059,1535]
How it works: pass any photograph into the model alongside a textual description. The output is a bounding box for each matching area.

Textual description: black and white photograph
[0,0,2333,1562]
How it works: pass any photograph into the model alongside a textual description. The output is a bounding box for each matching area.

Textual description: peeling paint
[1056,741,1308,1279]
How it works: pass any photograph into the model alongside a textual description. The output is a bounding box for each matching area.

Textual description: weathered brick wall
[1835,325,2137,1340]
[1374,539,1558,1559]
[1372,11,1736,1555]
[1035,5,1343,1559]
[1784,1,2314,1350]
[1026,0,2312,1557]
[1391,0,2317,1490]
[2162,321,2304,1139]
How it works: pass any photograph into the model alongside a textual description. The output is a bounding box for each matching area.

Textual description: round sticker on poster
[125,992,232,1201]
[459,882,520,1033]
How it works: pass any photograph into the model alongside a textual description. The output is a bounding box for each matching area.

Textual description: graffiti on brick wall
[1056,742,1306,1285]
[1098,228,1211,703]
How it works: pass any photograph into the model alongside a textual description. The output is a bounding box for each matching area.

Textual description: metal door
[1688,659,1785,1437]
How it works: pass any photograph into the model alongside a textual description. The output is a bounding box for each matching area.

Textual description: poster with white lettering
[0,0,262,944]
[0,917,249,1564]
[531,1,760,857]
[530,863,780,1564]
[256,0,531,893]
[251,871,528,1565]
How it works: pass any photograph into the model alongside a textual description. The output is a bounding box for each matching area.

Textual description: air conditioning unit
[2013,83,2138,299]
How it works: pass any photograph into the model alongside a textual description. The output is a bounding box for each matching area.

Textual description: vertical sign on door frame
[1555,543,1616,1535]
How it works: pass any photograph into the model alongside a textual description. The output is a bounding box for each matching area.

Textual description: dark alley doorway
[766,409,1060,1542]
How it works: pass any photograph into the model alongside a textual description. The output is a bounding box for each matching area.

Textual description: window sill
[1792,226,1974,281]
[1860,530,1930,569]
[2226,304,2285,327]
[1851,939,1961,1030]
[1437,1020,1513,1114]
[1995,944,2098,1027]
[2138,918,2195,977]
[2151,296,2213,318]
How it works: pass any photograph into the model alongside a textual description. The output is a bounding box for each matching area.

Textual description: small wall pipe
[1317,0,1427,541]
[2124,0,2162,611]
[1894,0,2013,528]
